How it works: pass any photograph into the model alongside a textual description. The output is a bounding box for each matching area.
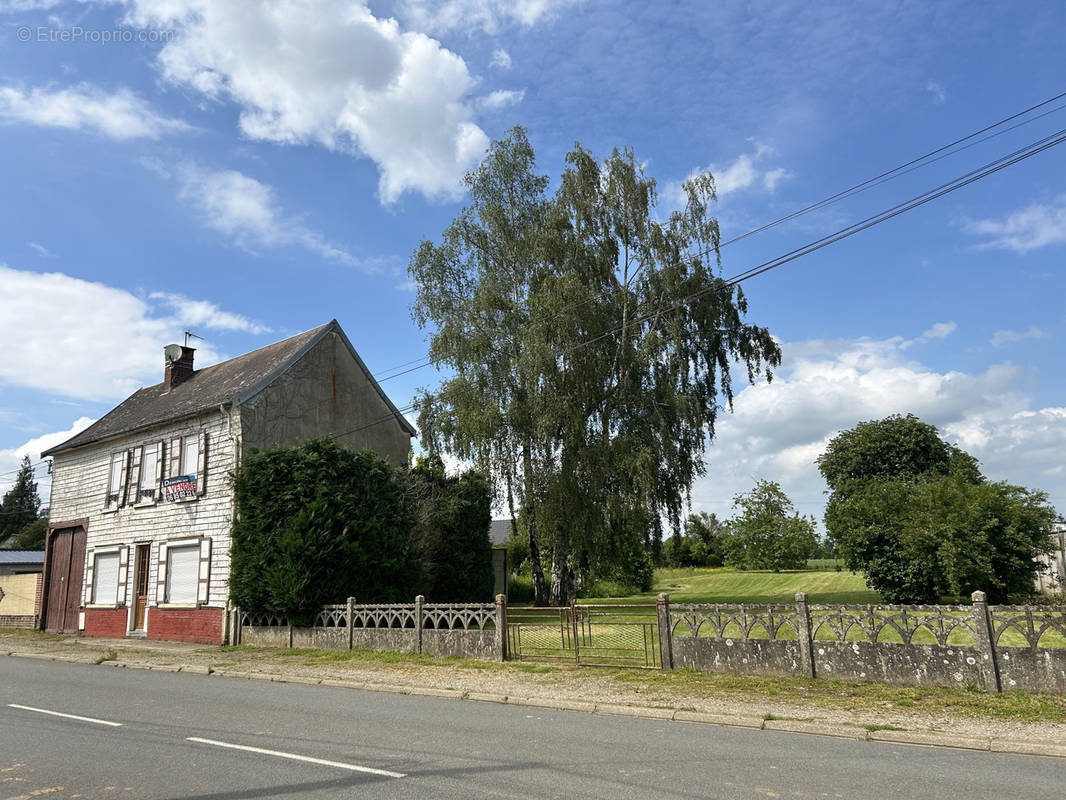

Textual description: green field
[594,566,881,606]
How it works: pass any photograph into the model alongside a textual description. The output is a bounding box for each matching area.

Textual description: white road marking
[185,737,405,778]
[8,704,123,727]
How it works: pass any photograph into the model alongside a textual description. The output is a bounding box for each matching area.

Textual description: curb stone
[763,720,867,739]
[990,739,1066,758]
[594,703,675,720]
[673,710,763,728]
[868,729,990,750]
[512,696,597,713]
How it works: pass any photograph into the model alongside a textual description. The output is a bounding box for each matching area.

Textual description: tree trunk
[522,442,549,606]
[549,546,576,606]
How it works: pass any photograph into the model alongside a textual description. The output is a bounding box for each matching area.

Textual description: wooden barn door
[44,526,87,633]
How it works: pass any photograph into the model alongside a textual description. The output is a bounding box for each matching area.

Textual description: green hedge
[230,440,495,623]
[402,458,494,602]
[230,439,416,625]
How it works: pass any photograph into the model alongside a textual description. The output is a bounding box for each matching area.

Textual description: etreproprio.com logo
[16,25,176,44]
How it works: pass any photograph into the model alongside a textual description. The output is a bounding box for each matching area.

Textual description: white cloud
[0,418,94,499]
[148,292,272,334]
[691,328,1065,527]
[900,320,957,349]
[490,48,512,69]
[125,0,494,202]
[399,0,576,34]
[0,264,269,401]
[920,321,957,340]
[0,84,189,140]
[668,142,791,209]
[175,166,366,269]
[990,326,1049,347]
[926,80,947,104]
[477,89,525,111]
[27,241,53,258]
[965,197,1066,253]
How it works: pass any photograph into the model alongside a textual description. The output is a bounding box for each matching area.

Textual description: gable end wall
[238,330,411,463]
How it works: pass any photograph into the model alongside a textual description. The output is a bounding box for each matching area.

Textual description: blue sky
[1,0,1064,525]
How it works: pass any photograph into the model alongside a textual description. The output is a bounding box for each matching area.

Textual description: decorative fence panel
[664,591,1066,693]
[235,591,1066,692]
[237,595,506,661]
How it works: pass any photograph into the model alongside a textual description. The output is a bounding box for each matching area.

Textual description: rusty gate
[506,603,661,668]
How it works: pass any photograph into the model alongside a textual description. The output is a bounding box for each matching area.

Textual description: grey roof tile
[42,320,414,456]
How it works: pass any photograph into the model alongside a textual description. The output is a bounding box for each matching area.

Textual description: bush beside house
[230,439,494,624]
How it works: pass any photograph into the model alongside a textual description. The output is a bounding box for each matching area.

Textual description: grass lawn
[589,566,881,605]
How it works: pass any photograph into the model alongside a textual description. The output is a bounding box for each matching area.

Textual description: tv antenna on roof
[184,330,203,347]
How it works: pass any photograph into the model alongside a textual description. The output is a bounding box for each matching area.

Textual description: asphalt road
[1,657,1063,800]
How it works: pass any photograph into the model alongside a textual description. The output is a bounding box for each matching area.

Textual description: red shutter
[117,545,130,606]
[83,549,94,605]
[169,437,182,478]
[128,448,142,504]
[155,543,168,604]
[196,431,208,496]
[154,440,165,499]
[197,538,212,605]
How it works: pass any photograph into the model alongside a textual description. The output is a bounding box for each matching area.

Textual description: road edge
[5,649,1065,759]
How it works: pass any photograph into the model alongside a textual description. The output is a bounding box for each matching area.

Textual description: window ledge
[85,604,125,610]
[101,507,119,515]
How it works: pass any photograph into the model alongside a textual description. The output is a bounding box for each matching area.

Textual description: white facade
[48,407,239,634]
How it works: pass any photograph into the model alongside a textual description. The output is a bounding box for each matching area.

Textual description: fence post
[230,605,240,646]
[656,592,673,670]
[495,594,507,662]
[971,590,1001,693]
[415,595,425,655]
[346,596,356,651]
[795,592,816,678]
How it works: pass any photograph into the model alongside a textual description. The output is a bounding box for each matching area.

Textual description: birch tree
[410,127,781,605]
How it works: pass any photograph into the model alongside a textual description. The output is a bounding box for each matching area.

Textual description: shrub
[401,458,494,601]
[230,439,416,624]
[507,573,534,603]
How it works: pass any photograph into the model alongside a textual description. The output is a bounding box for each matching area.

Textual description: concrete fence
[235,595,507,661]
[660,591,1066,693]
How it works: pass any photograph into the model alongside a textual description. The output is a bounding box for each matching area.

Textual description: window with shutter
[106,452,124,508]
[182,435,199,477]
[92,551,120,605]
[165,544,200,604]
[138,443,159,502]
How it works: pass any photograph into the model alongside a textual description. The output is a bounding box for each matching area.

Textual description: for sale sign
[163,474,197,502]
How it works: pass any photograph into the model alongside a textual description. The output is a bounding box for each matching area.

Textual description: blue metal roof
[0,550,45,564]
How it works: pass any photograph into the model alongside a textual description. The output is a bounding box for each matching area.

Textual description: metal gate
[506,604,661,668]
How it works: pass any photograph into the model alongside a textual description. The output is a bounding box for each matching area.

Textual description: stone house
[39,320,415,644]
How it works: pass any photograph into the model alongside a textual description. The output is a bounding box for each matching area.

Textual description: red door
[44,526,87,633]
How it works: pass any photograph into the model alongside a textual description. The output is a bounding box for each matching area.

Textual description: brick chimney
[164,344,196,390]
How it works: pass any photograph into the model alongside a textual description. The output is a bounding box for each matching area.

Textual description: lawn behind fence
[597,566,882,606]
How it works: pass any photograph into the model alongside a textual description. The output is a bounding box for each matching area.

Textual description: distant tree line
[0,456,47,550]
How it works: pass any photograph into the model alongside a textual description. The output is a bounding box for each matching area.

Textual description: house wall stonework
[48,409,239,643]
[239,330,410,464]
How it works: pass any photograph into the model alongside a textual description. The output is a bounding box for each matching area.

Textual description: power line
[338,123,1066,440]
[371,89,1066,384]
